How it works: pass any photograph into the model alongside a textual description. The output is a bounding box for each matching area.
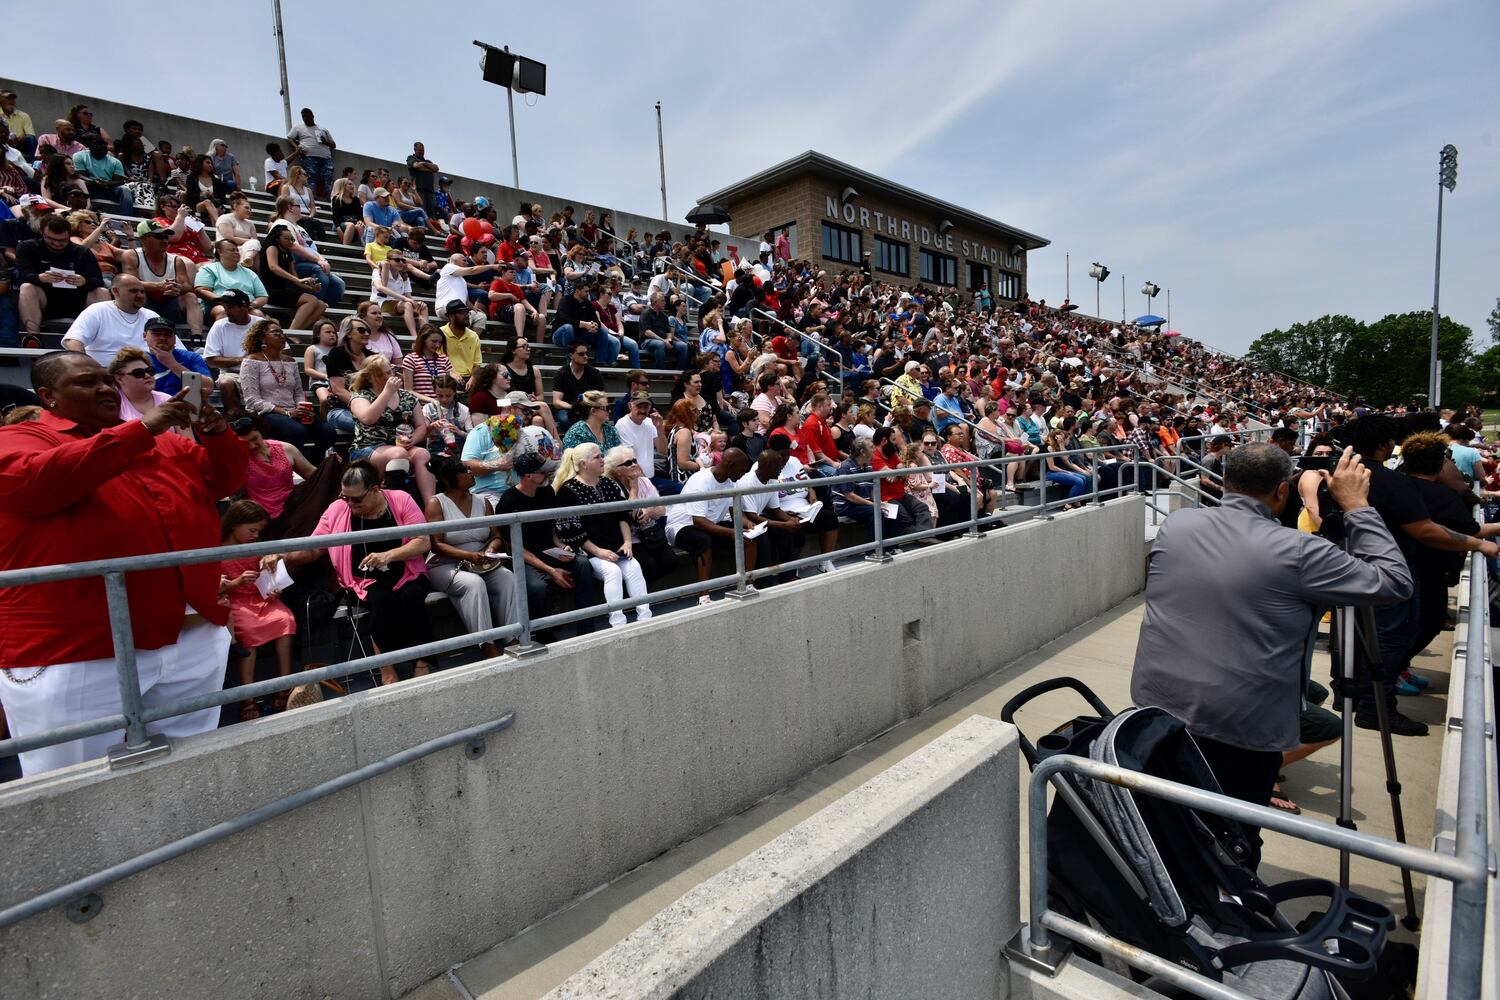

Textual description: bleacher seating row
[20,186,705,404]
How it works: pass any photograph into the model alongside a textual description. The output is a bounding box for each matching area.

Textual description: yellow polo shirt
[443,323,482,377]
[4,110,35,138]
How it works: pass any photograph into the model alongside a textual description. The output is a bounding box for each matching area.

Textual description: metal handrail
[0,711,516,931]
[1018,550,1494,1000]
[0,441,1141,764]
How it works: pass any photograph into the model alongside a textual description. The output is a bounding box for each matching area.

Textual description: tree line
[1244,298,1500,408]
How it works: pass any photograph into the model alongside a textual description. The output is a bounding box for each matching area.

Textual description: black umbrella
[685,203,732,225]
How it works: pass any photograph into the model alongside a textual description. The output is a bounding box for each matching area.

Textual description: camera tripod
[1328,602,1421,931]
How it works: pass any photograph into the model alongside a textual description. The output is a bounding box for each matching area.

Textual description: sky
[6,0,1497,356]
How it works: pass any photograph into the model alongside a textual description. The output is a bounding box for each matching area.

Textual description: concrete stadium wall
[545,715,1019,1000]
[0,77,758,258]
[0,497,1145,1000]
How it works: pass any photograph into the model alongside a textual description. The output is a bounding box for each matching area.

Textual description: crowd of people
[1,87,1495,788]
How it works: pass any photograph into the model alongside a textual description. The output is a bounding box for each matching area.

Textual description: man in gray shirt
[1130,443,1411,866]
[286,107,335,200]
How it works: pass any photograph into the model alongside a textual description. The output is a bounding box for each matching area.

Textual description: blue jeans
[87,182,133,213]
[842,502,904,543]
[1045,469,1089,499]
[552,323,617,362]
[259,410,335,461]
[326,406,355,435]
[642,336,689,370]
[303,156,334,199]
[295,260,346,305]
[399,207,429,229]
[650,475,682,497]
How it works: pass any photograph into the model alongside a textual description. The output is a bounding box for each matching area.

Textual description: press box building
[696,150,1049,301]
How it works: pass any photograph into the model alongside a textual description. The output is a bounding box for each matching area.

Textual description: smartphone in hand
[179,370,207,419]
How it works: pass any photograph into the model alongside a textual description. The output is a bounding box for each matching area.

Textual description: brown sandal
[239,699,262,722]
[270,690,289,713]
[1269,787,1301,815]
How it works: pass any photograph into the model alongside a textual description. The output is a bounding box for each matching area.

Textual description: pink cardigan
[313,489,429,599]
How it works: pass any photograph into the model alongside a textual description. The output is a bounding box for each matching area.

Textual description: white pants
[0,621,231,778]
[428,562,519,638]
[588,555,652,628]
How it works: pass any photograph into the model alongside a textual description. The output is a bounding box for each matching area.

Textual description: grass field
[1484,409,1500,431]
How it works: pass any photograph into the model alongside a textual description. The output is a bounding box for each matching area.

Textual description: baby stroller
[1001,678,1394,1000]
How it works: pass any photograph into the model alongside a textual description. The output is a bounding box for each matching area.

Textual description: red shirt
[871,448,906,502]
[495,240,520,264]
[769,336,799,363]
[0,413,248,667]
[798,412,841,464]
[487,278,526,319]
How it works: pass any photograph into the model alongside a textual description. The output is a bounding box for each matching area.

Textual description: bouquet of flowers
[486,413,521,453]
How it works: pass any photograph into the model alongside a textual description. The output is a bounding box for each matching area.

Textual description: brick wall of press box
[725,180,1028,300]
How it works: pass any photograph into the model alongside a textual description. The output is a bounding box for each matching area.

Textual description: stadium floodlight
[1141,282,1160,298]
[1088,262,1109,318]
[473,41,547,188]
[1429,144,1458,405]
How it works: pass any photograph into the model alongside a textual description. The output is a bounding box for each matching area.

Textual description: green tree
[1245,315,1359,388]
[1467,343,1500,408]
[1332,311,1474,407]
[1487,296,1500,344]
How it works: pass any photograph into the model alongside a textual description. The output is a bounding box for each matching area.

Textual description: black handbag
[639,520,668,548]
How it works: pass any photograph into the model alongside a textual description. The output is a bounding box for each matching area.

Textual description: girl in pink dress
[219,500,297,721]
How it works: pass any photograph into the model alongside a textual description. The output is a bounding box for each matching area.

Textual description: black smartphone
[1299,455,1332,472]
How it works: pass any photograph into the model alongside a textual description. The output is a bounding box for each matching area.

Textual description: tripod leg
[1335,607,1357,890]
[1354,605,1422,930]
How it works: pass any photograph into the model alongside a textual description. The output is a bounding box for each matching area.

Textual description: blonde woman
[330,175,365,245]
[553,443,652,628]
[348,354,437,502]
[284,164,325,242]
[604,445,677,583]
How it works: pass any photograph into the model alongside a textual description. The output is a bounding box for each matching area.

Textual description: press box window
[966,260,991,291]
[874,237,909,276]
[821,222,862,265]
[996,270,1022,300]
[919,248,956,286]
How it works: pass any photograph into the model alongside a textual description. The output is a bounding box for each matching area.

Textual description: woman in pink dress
[219,500,297,721]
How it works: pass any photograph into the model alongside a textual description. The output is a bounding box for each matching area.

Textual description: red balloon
[480,234,495,245]
[462,218,482,239]
[479,220,494,236]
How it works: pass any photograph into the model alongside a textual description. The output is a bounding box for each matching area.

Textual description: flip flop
[1269,790,1301,815]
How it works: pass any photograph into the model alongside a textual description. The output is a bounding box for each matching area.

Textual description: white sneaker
[698,594,715,605]
[820,560,836,574]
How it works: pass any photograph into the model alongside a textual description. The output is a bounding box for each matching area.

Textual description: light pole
[473,42,547,190]
[655,102,668,222]
[1429,144,1458,406]
[1141,281,1161,316]
[1088,262,1109,319]
[271,0,292,133]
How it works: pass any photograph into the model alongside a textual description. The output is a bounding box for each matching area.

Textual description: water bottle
[248,176,258,192]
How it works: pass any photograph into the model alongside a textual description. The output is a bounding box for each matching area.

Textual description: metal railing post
[505,519,546,657]
[865,474,892,564]
[1090,454,1101,506]
[966,464,982,538]
[726,497,756,599]
[103,571,169,768]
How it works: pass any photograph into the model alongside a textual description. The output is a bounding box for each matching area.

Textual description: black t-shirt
[1362,457,1429,568]
[1411,477,1475,576]
[406,154,435,192]
[350,507,398,583]
[552,364,604,406]
[495,485,558,555]
[324,346,365,388]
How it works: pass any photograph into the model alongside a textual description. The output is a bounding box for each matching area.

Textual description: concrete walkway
[414,594,1450,1000]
